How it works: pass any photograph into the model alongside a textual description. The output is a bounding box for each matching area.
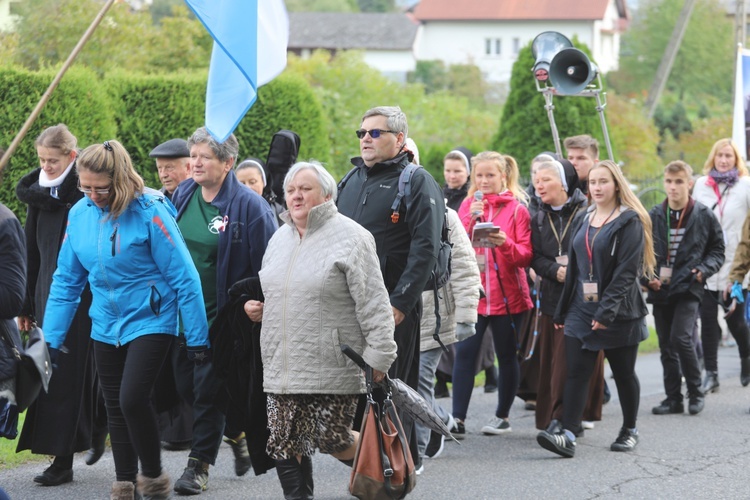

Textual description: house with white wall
[287,12,420,83]
[411,0,629,84]
[0,0,21,31]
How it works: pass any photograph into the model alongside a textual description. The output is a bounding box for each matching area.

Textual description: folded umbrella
[341,345,459,443]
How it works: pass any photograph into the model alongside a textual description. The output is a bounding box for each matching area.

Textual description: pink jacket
[458,191,533,316]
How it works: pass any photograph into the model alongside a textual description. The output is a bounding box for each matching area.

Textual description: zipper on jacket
[279,240,304,392]
[362,191,369,205]
[110,225,118,257]
[99,221,123,346]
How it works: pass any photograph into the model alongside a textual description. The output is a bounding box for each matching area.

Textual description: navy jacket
[171,170,278,310]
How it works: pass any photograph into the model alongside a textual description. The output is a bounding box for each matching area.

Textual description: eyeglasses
[355,128,398,140]
[78,184,111,196]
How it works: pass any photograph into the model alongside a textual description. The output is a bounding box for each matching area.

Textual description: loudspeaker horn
[548,47,599,95]
[531,31,573,82]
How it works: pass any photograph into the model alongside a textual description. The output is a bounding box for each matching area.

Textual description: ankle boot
[276,458,305,500]
[300,456,314,499]
[702,371,720,394]
[741,357,750,387]
[111,481,135,500]
[137,470,171,500]
[86,429,108,466]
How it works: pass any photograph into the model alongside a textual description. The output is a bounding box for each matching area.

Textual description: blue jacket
[43,189,209,349]
[171,170,277,310]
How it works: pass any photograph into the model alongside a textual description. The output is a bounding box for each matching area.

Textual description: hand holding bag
[349,367,416,500]
[15,325,52,412]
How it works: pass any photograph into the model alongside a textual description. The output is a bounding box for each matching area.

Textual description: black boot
[702,371,720,394]
[86,429,108,466]
[276,458,305,500]
[741,357,750,387]
[300,456,314,499]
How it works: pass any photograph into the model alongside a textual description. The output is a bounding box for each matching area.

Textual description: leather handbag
[0,322,52,413]
[349,368,416,500]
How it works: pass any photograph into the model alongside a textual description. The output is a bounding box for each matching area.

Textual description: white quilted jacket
[259,200,397,394]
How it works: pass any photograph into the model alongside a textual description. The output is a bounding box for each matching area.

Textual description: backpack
[265,130,301,204]
[338,163,452,351]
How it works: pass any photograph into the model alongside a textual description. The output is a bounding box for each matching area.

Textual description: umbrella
[341,345,459,444]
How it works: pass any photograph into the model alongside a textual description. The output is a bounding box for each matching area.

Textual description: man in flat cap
[150,138,191,200]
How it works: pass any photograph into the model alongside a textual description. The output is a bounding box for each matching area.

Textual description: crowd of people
[3,107,750,499]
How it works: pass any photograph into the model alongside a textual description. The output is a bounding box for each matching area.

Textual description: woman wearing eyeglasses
[14,124,107,487]
[42,140,209,499]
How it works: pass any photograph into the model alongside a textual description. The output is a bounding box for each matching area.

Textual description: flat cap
[149,138,190,158]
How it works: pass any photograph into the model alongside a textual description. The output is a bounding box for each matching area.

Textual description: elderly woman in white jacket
[244,161,397,500]
[693,138,750,393]
[416,207,480,465]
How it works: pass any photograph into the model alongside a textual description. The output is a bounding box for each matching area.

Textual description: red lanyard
[710,182,730,218]
[584,206,617,280]
[665,206,686,266]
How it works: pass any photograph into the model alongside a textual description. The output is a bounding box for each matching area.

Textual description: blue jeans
[416,346,451,457]
[452,314,522,421]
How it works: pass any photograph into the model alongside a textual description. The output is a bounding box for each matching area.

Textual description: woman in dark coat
[15,124,102,486]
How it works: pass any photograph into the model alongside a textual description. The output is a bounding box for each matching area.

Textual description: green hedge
[0,65,116,218]
[0,66,330,218]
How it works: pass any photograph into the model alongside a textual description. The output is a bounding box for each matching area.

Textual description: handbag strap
[382,398,412,499]
[0,322,22,362]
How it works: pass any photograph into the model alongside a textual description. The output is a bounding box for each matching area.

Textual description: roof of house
[412,0,628,21]
[288,12,419,51]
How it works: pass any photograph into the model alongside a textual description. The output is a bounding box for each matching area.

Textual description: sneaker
[425,431,445,458]
[688,395,705,415]
[581,420,595,430]
[414,459,424,476]
[174,459,209,495]
[610,427,639,452]
[450,419,466,440]
[652,399,684,415]
[536,430,575,458]
[481,416,511,435]
[223,433,252,476]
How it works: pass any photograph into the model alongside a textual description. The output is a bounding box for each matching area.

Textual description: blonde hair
[468,151,529,205]
[589,160,655,277]
[77,140,145,220]
[703,138,748,176]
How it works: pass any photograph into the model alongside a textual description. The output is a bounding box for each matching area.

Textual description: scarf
[708,167,739,187]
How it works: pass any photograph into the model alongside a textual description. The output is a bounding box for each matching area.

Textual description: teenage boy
[564,135,599,195]
[645,161,724,416]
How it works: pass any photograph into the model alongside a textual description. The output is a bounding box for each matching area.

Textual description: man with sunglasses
[337,106,445,472]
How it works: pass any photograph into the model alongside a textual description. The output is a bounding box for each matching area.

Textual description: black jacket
[643,199,724,304]
[337,153,445,315]
[554,208,649,327]
[443,183,468,212]
[531,189,588,316]
[0,202,26,382]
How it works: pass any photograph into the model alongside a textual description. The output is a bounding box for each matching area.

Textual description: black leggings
[562,336,640,435]
[699,290,750,372]
[94,335,173,481]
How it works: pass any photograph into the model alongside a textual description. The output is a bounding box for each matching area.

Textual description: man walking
[646,161,724,416]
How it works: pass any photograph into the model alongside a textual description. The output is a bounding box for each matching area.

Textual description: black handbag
[0,322,52,412]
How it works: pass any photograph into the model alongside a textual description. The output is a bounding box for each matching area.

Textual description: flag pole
[0,0,118,173]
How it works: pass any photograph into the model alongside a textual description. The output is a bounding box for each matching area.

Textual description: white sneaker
[481,416,511,435]
[582,421,595,430]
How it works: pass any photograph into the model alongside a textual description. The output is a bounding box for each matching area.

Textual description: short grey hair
[283,161,338,202]
[187,127,239,163]
[362,106,408,137]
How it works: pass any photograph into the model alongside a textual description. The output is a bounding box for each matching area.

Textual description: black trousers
[172,340,229,465]
[94,335,172,481]
[699,290,750,372]
[654,298,702,401]
[562,336,640,436]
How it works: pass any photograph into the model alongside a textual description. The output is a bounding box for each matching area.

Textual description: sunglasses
[355,128,397,140]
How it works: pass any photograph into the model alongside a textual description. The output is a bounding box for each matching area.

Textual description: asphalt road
[2,346,750,499]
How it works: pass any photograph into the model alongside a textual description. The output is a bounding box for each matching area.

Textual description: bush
[0,65,116,219]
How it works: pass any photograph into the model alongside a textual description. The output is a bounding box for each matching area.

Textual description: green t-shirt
[178,190,220,327]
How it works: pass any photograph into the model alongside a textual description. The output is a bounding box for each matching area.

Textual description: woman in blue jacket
[43,140,209,500]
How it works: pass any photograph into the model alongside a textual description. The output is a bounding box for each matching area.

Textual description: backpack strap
[337,166,359,196]
[390,163,421,223]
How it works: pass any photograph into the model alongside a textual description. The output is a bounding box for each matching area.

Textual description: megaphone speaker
[531,31,573,81]
[549,47,598,95]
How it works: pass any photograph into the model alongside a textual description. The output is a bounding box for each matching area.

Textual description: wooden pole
[0,0,118,172]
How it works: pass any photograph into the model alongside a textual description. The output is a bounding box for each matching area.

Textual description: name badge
[659,266,673,285]
[583,280,599,303]
[555,254,569,266]
[476,253,486,273]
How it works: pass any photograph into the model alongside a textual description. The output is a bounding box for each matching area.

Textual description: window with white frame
[485,38,501,56]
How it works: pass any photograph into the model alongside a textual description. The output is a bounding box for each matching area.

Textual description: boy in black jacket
[645,161,724,416]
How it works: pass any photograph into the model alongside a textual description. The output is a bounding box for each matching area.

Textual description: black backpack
[265,130,301,204]
[338,164,452,351]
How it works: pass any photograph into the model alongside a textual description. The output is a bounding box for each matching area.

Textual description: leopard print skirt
[266,393,358,460]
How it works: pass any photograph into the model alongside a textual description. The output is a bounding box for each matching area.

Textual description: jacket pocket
[150,285,162,317]
[330,328,347,367]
